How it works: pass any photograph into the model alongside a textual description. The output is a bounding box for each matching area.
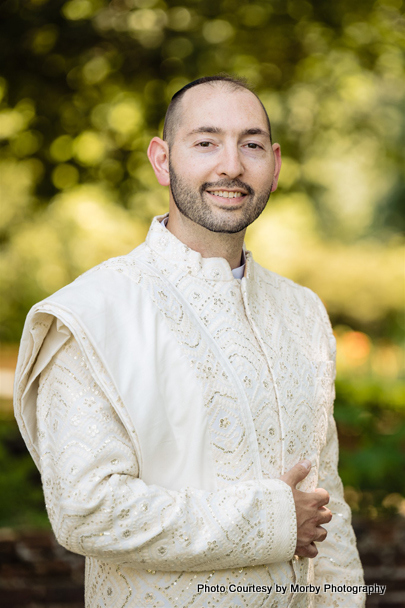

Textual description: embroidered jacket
[14,215,365,607]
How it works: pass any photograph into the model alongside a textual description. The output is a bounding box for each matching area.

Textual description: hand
[280,460,332,558]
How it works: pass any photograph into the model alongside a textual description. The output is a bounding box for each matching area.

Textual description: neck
[166,208,245,270]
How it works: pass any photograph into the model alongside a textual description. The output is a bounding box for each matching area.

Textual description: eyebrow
[186,126,270,138]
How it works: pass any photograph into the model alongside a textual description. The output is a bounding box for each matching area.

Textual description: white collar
[159,216,246,280]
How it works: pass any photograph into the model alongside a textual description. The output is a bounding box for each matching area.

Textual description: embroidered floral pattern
[15,216,364,607]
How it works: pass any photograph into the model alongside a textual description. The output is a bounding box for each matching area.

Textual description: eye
[245,143,262,149]
[197,141,212,147]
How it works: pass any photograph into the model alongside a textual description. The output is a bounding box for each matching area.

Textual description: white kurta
[14,215,365,607]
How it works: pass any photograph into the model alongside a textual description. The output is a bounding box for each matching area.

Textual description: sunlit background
[0,0,404,532]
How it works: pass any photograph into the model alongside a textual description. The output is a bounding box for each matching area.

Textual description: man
[14,75,365,607]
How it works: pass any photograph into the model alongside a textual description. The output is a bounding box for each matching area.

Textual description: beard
[169,159,272,234]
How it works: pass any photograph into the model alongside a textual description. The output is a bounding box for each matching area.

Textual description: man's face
[167,84,280,234]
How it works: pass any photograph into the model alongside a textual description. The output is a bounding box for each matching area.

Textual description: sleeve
[37,335,297,572]
[312,297,366,607]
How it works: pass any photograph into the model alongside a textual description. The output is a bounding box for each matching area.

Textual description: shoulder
[46,243,150,302]
[27,242,160,329]
[253,260,321,308]
[74,241,149,284]
[252,260,336,359]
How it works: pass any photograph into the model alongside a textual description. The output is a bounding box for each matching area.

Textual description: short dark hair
[162,74,272,145]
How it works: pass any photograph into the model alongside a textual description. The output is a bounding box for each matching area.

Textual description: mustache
[200,180,254,195]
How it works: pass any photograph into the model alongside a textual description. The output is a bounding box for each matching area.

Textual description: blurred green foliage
[0,413,49,528]
[335,378,405,517]
[0,0,404,342]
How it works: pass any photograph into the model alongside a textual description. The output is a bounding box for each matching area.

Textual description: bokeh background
[0,0,404,605]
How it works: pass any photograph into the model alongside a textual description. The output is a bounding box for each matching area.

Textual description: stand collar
[145,214,254,282]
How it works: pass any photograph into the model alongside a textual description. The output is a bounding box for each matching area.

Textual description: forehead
[178,84,268,135]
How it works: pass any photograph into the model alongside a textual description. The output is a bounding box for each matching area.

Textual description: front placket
[240,275,300,601]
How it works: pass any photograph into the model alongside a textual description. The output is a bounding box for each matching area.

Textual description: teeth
[209,191,243,198]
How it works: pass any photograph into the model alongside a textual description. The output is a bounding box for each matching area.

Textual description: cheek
[250,165,274,192]
[173,152,211,177]
[251,169,273,192]
[185,161,215,185]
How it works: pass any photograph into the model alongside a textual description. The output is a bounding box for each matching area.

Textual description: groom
[14,75,365,607]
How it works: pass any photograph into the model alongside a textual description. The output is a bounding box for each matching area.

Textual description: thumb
[280,460,312,488]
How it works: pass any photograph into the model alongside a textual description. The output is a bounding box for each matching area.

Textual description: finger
[295,542,318,559]
[314,526,327,543]
[280,460,311,488]
[314,488,330,507]
[317,507,333,525]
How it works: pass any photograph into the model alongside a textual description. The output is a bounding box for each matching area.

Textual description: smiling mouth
[205,190,248,201]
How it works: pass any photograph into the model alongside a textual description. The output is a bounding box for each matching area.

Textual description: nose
[215,143,244,179]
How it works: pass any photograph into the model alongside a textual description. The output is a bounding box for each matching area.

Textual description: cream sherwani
[14,215,365,607]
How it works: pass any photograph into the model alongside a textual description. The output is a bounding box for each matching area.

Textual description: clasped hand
[280,460,332,558]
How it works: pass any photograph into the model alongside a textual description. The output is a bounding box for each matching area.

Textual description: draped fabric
[14,215,365,607]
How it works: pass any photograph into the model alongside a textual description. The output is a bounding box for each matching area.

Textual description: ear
[270,143,282,192]
[147,137,170,187]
